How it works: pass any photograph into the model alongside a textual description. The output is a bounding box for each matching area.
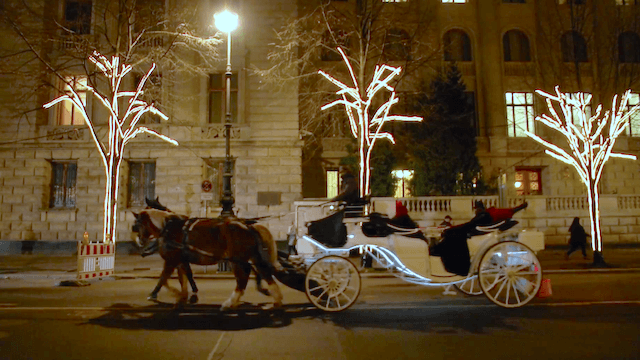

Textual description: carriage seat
[306,209,348,248]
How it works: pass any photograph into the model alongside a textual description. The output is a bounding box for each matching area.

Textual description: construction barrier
[77,242,115,279]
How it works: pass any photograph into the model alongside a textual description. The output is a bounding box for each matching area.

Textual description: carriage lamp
[214,10,239,218]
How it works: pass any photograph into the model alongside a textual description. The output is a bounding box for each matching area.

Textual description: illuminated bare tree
[526,87,638,266]
[44,52,178,243]
[319,48,422,197]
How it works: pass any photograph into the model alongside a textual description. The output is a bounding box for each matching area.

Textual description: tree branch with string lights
[525,86,639,266]
[44,51,178,243]
[319,48,422,198]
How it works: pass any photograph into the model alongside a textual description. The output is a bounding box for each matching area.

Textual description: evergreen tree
[409,64,484,195]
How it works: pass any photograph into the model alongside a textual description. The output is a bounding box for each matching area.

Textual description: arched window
[321,30,350,61]
[561,31,588,62]
[384,28,411,61]
[443,29,472,61]
[503,30,531,62]
[619,31,640,63]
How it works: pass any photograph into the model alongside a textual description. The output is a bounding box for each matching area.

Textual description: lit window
[506,92,535,137]
[392,170,413,198]
[50,161,77,209]
[565,93,592,125]
[515,168,542,195]
[624,93,640,136]
[208,74,238,124]
[128,161,156,207]
[326,169,339,198]
[56,76,87,125]
[442,0,467,3]
[64,0,92,35]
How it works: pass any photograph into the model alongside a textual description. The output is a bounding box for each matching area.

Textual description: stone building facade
[0,0,301,242]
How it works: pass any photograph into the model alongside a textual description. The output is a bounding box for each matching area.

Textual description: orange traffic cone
[537,278,552,298]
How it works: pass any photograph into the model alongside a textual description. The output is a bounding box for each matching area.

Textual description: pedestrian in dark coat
[566,217,589,260]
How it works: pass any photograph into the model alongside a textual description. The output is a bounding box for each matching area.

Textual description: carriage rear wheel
[305,256,361,312]
[478,241,542,308]
[454,275,482,296]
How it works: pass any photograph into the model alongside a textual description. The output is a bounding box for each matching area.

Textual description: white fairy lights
[319,48,422,197]
[525,87,639,253]
[44,52,178,243]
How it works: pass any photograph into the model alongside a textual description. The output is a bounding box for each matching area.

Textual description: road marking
[207,332,226,360]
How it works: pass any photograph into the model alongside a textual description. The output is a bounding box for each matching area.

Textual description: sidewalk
[1,247,639,282]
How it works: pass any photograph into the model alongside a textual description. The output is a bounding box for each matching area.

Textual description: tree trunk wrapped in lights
[525,87,638,266]
[44,52,178,243]
[318,48,422,198]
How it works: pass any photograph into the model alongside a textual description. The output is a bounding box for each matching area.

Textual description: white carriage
[274,201,544,312]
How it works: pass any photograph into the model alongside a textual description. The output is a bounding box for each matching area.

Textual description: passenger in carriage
[330,169,359,205]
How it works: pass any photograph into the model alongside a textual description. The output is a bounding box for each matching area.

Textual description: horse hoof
[147,294,158,301]
[189,294,199,304]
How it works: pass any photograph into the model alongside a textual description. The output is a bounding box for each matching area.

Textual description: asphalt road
[0,272,639,360]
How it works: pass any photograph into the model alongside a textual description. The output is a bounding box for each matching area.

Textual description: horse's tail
[250,224,283,272]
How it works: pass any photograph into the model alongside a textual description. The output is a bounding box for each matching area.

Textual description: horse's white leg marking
[221,289,244,310]
[268,282,283,307]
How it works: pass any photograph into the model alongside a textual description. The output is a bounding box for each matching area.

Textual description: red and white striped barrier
[77,242,115,279]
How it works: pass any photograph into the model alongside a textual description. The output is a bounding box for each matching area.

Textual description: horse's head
[131,209,172,248]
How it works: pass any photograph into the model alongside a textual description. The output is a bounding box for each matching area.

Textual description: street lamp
[214,10,239,218]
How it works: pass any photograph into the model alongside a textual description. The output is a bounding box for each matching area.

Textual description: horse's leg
[176,265,189,306]
[253,263,283,309]
[254,271,270,297]
[149,262,175,301]
[221,262,251,311]
[184,263,199,304]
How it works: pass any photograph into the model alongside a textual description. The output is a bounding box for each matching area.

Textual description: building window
[50,162,77,209]
[326,169,339,198]
[64,0,92,35]
[503,30,531,62]
[133,73,162,124]
[558,0,586,4]
[619,32,640,63]
[128,161,156,207]
[321,30,351,61]
[443,29,472,62]
[506,92,535,137]
[208,74,238,124]
[566,93,592,125]
[56,76,87,125]
[616,0,639,4]
[561,31,588,63]
[384,29,411,61]
[624,93,640,136]
[442,0,467,3]
[392,170,413,198]
[515,168,542,195]
[503,0,526,3]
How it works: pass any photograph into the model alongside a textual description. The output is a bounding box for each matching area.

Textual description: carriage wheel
[478,241,542,308]
[305,256,361,312]
[454,275,482,296]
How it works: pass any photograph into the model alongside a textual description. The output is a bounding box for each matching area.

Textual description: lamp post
[214,10,239,218]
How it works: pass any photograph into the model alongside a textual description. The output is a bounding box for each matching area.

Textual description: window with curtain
[50,162,77,209]
[56,76,87,125]
[133,73,162,124]
[503,30,531,62]
[506,92,535,137]
[208,73,238,124]
[128,161,156,207]
[515,168,542,195]
[561,31,588,62]
[443,29,472,62]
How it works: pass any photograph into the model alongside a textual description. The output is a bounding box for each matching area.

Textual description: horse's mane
[143,209,175,229]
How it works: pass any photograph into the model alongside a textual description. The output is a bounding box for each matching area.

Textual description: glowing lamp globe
[214,10,239,33]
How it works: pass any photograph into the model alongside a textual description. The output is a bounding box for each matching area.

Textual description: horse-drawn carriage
[272,200,544,311]
[132,198,543,312]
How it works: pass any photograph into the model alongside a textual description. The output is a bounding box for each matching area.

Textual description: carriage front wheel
[305,256,361,312]
[478,241,542,308]
[454,275,483,296]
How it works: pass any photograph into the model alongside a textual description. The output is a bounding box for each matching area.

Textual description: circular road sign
[201,180,213,192]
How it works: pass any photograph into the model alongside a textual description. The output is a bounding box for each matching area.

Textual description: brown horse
[132,209,283,309]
